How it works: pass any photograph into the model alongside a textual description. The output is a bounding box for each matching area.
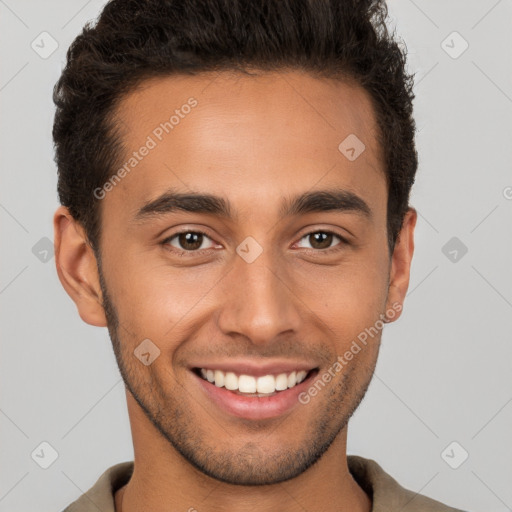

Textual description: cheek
[105,251,222,340]
[295,252,388,314]
[299,258,389,350]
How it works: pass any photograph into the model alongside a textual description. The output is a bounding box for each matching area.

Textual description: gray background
[1,1,511,511]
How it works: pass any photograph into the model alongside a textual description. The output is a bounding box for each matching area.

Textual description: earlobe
[53,206,107,327]
[385,207,417,322]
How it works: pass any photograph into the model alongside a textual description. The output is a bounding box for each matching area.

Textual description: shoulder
[61,461,134,512]
[347,455,468,512]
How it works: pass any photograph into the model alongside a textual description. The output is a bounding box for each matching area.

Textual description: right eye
[162,230,218,253]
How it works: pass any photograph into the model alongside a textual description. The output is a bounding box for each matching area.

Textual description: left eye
[164,231,215,252]
[296,231,344,251]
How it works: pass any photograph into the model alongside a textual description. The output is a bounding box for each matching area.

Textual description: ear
[384,207,417,322]
[53,206,107,327]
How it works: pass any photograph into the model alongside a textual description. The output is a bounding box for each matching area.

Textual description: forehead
[106,70,386,222]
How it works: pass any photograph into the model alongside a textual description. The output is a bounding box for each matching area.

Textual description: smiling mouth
[192,367,319,397]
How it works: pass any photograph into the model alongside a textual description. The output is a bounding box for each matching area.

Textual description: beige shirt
[62,455,466,511]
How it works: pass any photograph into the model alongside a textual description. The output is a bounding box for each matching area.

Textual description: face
[56,70,415,486]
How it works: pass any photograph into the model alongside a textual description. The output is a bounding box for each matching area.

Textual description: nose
[216,246,302,346]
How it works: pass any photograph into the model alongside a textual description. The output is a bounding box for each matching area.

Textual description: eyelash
[161,229,349,256]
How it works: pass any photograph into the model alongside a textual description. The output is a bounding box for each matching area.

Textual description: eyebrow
[133,187,372,223]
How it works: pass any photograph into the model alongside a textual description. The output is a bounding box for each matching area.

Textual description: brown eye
[310,232,332,249]
[179,232,203,250]
[297,231,344,251]
[164,231,214,251]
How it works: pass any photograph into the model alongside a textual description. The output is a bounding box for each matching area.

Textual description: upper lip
[190,359,319,378]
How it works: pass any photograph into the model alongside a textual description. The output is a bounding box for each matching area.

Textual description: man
[53,0,466,510]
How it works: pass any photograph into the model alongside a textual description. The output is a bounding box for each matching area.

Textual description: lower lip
[192,370,318,420]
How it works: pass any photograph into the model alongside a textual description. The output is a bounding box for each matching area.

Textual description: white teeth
[256,375,275,394]
[238,375,256,393]
[224,372,238,391]
[214,370,224,387]
[198,368,312,394]
[296,370,307,384]
[275,373,288,391]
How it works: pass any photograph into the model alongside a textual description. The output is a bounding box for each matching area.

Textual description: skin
[54,70,416,512]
